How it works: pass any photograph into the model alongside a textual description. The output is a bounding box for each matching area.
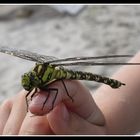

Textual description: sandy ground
[0,5,140,134]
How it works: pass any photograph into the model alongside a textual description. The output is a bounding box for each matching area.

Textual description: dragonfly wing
[0,46,58,63]
[0,46,135,65]
[46,55,133,64]
[51,61,140,66]
[49,55,135,66]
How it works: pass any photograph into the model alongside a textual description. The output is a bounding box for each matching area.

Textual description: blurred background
[0,5,139,108]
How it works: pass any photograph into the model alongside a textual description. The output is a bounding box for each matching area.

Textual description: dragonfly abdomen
[33,64,125,89]
[59,69,125,88]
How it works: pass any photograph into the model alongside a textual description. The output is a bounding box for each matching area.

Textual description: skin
[0,51,140,135]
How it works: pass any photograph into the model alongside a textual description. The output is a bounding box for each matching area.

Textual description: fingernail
[61,104,69,121]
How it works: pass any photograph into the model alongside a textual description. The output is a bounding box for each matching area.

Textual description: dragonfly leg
[25,89,33,112]
[30,88,37,101]
[50,88,58,111]
[61,79,74,102]
[41,87,58,111]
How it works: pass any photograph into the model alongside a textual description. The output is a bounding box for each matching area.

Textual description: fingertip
[47,103,70,134]
[19,112,53,135]
[47,103,105,135]
[29,91,55,115]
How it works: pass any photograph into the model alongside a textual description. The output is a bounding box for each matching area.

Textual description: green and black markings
[0,46,139,112]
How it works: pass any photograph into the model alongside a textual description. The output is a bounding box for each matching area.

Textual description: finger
[0,98,13,134]
[29,80,105,126]
[47,103,106,135]
[3,90,27,135]
[19,112,53,135]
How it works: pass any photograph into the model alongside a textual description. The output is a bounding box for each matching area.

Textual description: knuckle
[33,119,44,128]
[0,99,12,109]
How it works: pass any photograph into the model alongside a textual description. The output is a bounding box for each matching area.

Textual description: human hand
[0,80,107,135]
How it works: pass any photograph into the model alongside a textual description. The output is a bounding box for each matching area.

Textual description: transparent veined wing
[51,61,140,67]
[0,46,139,67]
[0,46,58,63]
[46,54,133,63]
[47,55,140,66]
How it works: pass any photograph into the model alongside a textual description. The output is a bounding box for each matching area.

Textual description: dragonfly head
[21,71,41,91]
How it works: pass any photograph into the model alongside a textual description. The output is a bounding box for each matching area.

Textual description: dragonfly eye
[29,71,41,86]
[21,73,32,91]
[30,74,35,81]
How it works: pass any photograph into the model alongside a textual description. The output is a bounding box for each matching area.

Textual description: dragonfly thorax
[21,71,41,91]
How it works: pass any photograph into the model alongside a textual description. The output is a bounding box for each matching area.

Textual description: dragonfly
[0,46,140,112]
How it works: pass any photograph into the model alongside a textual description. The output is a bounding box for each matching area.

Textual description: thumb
[47,103,106,135]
